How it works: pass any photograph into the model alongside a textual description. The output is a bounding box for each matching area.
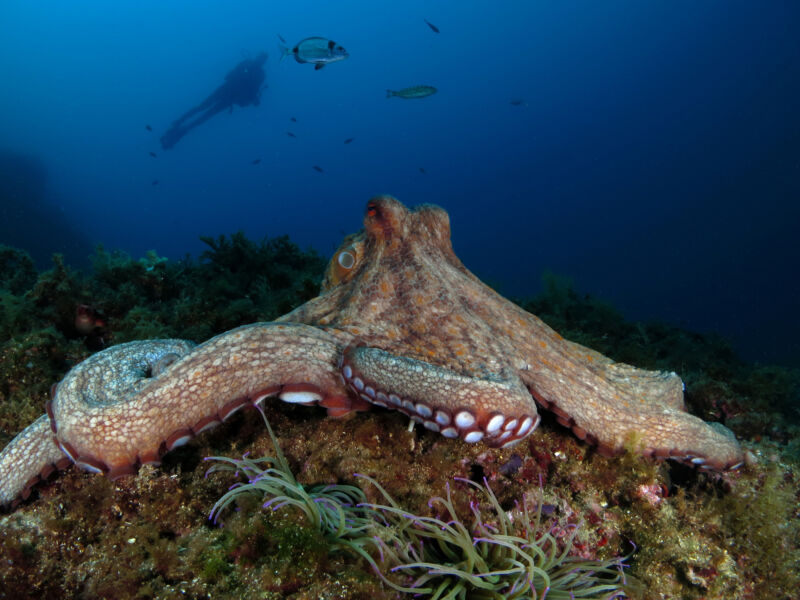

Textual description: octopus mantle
[0,196,743,507]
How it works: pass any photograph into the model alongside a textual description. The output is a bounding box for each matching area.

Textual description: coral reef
[0,239,798,599]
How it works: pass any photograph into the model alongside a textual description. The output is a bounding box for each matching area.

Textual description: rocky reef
[0,240,797,599]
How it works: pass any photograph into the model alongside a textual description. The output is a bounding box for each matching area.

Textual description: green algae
[714,462,800,597]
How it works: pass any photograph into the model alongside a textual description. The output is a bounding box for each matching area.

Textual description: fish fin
[278,43,290,62]
[314,63,325,70]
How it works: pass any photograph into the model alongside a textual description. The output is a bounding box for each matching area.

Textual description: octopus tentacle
[1,323,359,507]
[50,323,355,477]
[48,338,198,476]
[341,345,540,447]
[0,340,196,506]
[0,415,69,507]
[523,352,743,470]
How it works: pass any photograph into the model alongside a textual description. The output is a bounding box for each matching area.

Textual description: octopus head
[321,195,456,292]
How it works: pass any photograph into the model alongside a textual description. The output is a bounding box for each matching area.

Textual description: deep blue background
[1,1,799,366]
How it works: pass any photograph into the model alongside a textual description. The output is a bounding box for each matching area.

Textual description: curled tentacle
[2,324,359,508]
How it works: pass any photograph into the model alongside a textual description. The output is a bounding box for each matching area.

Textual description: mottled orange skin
[0,196,743,508]
[285,197,743,466]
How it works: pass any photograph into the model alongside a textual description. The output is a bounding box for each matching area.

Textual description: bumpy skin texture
[0,196,744,508]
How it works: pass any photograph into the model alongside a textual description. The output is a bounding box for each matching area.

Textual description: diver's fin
[160,126,184,150]
[314,63,325,70]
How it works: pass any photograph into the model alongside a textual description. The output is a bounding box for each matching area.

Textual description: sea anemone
[205,409,629,599]
[205,408,386,567]
[358,474,629,599]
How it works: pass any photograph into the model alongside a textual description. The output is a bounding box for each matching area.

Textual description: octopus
[0,196,744,508]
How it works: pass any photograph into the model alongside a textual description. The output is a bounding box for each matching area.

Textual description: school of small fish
[146,19,451,173]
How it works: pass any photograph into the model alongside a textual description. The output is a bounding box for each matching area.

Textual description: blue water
[1,1,799,366]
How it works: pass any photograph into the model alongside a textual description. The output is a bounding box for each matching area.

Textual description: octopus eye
[366,202,377,217]
[337,250,356,270]
[323,244,360,289]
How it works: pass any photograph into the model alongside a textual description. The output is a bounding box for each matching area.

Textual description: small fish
[279,37,348,70]
[148,151,157,158]
[145,124,152,131]
[290,117,297,122]
[387,85,437,99]
[151,179,159,186]
[287,131,296,138]
[251,158,261,165]
[313,165,324,173]
[419,167,427,174]
[510,99,526,106]
[424,19,439,33]
[344,137,354,144]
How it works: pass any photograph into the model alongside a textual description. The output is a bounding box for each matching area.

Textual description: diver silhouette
[160,52,268,150]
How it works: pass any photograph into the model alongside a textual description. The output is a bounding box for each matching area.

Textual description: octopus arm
[0,415,68,507]
[522,339,744,470]
[341,345,541,447]
[0,323,355,507]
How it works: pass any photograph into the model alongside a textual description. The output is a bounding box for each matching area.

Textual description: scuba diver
[160,52,268,150]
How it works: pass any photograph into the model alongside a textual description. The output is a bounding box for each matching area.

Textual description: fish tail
[386,89,395,98]
[278,43,290,62]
